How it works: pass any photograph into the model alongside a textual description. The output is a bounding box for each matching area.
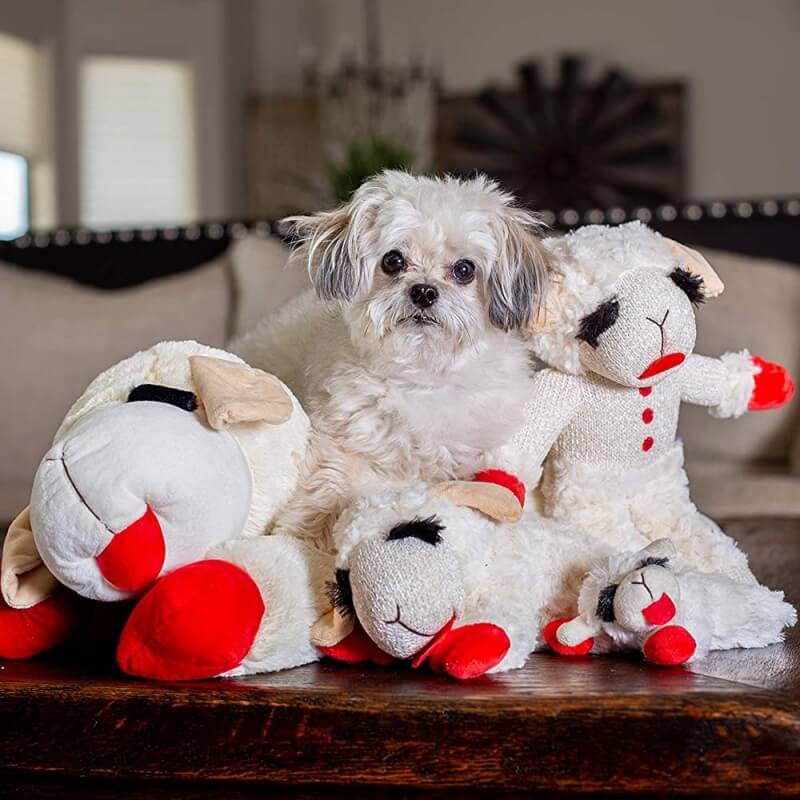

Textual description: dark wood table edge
[0,676,798,796]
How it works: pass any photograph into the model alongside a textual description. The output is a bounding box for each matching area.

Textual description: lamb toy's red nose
[641,592,676,626]
[638,352,685,380]
[96,506,166,592]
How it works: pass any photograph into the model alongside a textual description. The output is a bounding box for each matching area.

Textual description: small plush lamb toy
[310,475,795,677]
[510,222,795,582]
[1,341,336,679]
[545,536,796,665]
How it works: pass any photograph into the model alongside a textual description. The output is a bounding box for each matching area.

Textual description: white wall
[0,0,62,42]
[0,0,248,226]
[250,0,800,201]
[0,0,63,226]
[58,0,235,225]
[2,0,797,225]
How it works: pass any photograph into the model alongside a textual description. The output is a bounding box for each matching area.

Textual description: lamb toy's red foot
[642,625,697,666]
[316,622,396,666]
[411,620,511,679]
[542,617,594,657]
[543,617,697,666]
[749,356,795,411]
[117,560,264,680]
[0,586,85,659]
[319,618,510,679]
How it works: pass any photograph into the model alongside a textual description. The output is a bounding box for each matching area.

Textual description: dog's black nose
[409,283,439,308]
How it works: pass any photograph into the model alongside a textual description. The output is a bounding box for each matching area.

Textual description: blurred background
[1,0,799,232]
[0,0,799,526]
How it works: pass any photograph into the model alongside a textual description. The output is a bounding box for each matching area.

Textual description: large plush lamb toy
[509,222,795,582]
[0,341,335,679]
[311,476,795,676]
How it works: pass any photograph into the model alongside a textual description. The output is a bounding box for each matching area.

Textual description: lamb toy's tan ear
[189,356,293,430]
[310,606,355,648]
[431,481,523,522]
[640,538,678,560]
[664,239,725,298]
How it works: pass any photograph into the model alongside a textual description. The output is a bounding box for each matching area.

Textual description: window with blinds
[0,151,28,239]
[0,32,39,160]
[0,32,40,238]
[79,55,198,228]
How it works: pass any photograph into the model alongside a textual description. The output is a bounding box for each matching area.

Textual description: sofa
[0,226,309,524]
[1,201,798,526]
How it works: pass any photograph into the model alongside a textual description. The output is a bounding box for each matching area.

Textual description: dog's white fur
[234,171,549,550]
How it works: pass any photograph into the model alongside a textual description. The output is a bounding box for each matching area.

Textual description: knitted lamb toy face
[312,476,526,678]
[534,221,724,385]
[326,482,471,659]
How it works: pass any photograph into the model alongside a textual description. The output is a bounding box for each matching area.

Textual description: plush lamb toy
[544,537,795,664]
[310,474,795,677]
[509,222,795,582]
[0,341,335,679]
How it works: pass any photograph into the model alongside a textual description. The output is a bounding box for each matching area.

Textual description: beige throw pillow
[680,248,800,466]
[0,258,230,522]
[227,234,310,339]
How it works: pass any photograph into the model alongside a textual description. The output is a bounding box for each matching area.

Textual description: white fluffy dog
[234,171,549,549]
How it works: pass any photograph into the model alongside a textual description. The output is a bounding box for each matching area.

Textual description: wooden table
[0,519,798,799]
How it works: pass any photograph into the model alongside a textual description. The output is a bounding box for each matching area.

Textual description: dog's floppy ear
[487,206,551,332]
[282,207,359,301]
[282,180,386,301]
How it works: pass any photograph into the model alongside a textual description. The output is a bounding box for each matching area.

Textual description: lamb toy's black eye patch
[638,556,670,569]
[326,568,355,618]
[127,384,198,412]
[669,267,705,306]
[387,515,444,546]
[576,298,620,348]
[597,584,618,622]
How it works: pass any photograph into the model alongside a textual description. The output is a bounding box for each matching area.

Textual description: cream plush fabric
[0,260,230,523]
[330,482,794,669]
[679,248,800,518]
[681,248,800,466]
[209,534,334,676]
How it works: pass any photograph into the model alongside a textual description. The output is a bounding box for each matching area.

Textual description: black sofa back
[0,199,798,290]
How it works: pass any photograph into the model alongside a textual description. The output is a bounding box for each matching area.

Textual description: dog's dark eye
[452,259,476,285]
[597,584,618,622]
[670,267,705,306]
[381,250,406,275]
[576,298,620,348]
